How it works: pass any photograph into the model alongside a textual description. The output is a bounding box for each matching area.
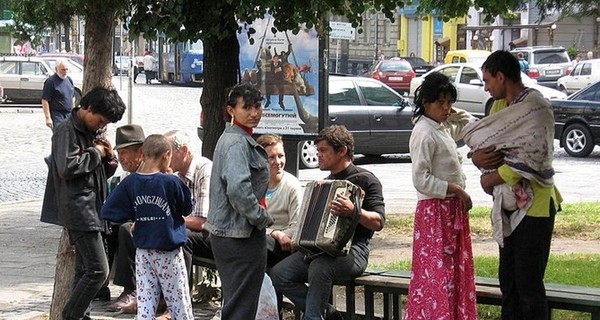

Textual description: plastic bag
[256,273,279,320]
[211,273,279,320]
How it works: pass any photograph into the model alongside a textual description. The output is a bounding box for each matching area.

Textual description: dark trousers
[266,236,291,268]
[183,229,213,289]
[499,204,556,320]
[63,230,109,320]
[211,228,267,320]
[113,222,136,291]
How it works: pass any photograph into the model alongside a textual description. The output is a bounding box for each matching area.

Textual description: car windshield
[534,51,570,64]
[403,57,426,66]
[45,59,83,73]
[380,61,411,72]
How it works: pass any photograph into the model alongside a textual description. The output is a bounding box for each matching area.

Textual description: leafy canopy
[123,0,527,45]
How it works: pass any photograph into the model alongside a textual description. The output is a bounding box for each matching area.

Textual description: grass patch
[383,202,600,240]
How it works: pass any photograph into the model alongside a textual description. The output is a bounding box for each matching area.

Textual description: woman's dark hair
[223,83,263,122]
[413,72,457,119]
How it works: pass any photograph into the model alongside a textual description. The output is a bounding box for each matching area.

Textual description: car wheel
[559,85,569,95]
[300,140,319,169]
[561,123,594,157]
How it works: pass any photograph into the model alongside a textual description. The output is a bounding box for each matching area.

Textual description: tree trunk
[49,229,75,320]
[81,4,116,92]
[200,32,241,160]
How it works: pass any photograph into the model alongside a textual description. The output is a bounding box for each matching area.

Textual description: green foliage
[567,46,580,59]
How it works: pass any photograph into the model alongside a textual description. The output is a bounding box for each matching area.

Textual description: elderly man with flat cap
[105,124,146,311]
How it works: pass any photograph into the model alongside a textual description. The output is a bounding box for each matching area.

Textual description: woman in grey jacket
[205,83,273,319]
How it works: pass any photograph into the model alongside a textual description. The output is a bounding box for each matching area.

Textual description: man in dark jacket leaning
[51,86,126,320]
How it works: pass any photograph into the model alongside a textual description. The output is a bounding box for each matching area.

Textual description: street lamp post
[548,23,557,46]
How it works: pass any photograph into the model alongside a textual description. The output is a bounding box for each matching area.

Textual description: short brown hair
[256,134,283,149]
[315,125,354,160]
[142,134,171,160]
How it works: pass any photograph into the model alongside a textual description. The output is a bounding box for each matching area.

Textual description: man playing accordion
[270,125,385,320]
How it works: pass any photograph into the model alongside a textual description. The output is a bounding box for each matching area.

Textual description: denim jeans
[499,203,556,320]
[270,241,369,320]
[62,230,109,320]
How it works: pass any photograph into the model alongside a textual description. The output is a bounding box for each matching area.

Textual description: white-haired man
[41,59,75,130]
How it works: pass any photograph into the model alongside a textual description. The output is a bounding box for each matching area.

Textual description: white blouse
[409,109,475,200]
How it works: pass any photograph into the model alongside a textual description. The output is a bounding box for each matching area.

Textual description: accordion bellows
[292,180,363,257]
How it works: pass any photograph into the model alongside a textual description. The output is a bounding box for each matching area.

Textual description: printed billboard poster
[238,16,320,135]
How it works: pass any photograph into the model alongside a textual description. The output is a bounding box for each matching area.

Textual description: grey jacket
[41,108,117,231]
[205,124,273,238]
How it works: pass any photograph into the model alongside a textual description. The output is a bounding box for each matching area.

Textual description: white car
[557,59,600,94]
[409,63,567,117]
[0,56,83,105]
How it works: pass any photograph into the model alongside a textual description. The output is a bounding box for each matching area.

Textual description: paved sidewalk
[0,200,221,320]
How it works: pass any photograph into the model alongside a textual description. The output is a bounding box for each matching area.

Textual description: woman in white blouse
[404,72,478,320]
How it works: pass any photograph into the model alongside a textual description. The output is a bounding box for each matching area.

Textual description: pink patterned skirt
[404,197,477,320]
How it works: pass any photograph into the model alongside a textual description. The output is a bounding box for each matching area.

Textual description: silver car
[511,46,572,88]
[0,56,83,105]
[409,63,567,117]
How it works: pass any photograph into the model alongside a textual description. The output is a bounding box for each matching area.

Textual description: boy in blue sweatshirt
[101,134,194,319]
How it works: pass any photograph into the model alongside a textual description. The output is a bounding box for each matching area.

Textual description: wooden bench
[355,271,600,320]
[191,256,365,319]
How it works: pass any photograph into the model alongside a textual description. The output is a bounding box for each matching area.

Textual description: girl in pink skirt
[405,72,478,320]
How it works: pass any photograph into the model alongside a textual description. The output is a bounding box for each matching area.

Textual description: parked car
[113,55,132,75]
[552,80,600,157]
[400,56,435,77]
[557,59,600,94]
[408,63,567,117]
[443,49,491,65]
[364,58,416,94]
[510,46,571,88]
[38,52,85,66]
[0,56,83,105]
[197,75,414,169]
[38,56,84,74]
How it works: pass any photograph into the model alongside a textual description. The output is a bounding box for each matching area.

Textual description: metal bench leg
[345,284,355,319]
[383,292,392,319]
[364,287,375,320]
[392,293,400,320]
[592,308,600,320]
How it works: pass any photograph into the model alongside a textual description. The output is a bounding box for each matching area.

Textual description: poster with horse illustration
[237,15,320,135]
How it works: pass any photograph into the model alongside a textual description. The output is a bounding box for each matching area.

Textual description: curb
[0,107,42,114]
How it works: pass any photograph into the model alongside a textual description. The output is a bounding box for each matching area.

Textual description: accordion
[292,180,362,257]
